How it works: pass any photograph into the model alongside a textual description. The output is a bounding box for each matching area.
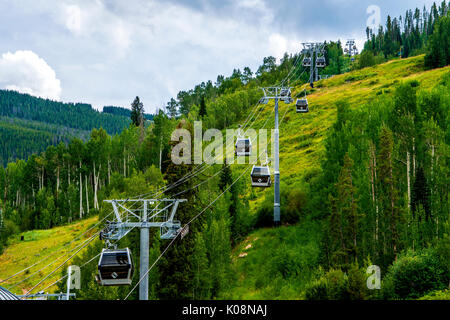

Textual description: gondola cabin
[235,138,252,157]
[316,57,326,68]
[97,248,133,286]
[280,88,292,103]
[280,88,291,98]
[302,57,311,67]
[296,99,309,113]
[251,165,271,188]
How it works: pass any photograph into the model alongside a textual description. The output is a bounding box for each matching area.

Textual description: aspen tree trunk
[412,138,416,176]
[407,151,411,211]
[56,165,60,199]
[32,184,35,209]
[123,147,126,177]
[370,143,379,242]
[93,162,97,210]
[93,162,101,210]
[79,161,83,219]
[85,174,89,214]
[127,154,130,177]
[159,135,163,171]
[108,158,111,185]
[389,159,397,261]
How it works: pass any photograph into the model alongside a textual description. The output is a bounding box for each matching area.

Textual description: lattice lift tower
[99,198,187,300]
[301,42,326,87]
[345,39,359,59]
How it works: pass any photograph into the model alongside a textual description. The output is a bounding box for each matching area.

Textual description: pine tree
[191,233,211,299]
[218,163,232,191]
[338,154,359,265]
[411,167,431,220]
[148,235,161,300]
[377,126,401,262]
[166,98,178,119]
[328,193,344,268]
[329,153,360,268]
[158,121,201,299]
[130,96,144,127]
[199,96,207,118]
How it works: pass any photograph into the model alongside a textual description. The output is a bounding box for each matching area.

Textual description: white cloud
[1,0,424,112]
[0,50,62,100]
[59,2,132,54]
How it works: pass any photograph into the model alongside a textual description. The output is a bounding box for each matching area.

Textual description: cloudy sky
[0,0,438,113]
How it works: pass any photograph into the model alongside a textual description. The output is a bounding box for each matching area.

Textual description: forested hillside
[103,106,154,121]
[0,1,448,301]
[0,90,132,165]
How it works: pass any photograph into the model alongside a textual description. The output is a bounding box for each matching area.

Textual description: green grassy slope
[224,55,450,299]
[0,217,98,295]
[245,55,449,210]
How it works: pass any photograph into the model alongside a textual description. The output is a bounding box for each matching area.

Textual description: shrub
[419,290,450,300]
[359,51,376,69]
[347,264,368,300]
[425,16,450,69]
[382,249,449,299]
[304,269,349,300]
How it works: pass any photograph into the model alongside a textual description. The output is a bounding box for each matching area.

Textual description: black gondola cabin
[302,57,311,67]
[235,138,252,157]
[316,57,326,68]
[97,248,134,286]
[251,165,271,188]
[296,99,309,113]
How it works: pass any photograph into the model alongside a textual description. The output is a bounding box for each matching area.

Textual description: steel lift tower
[345,39,359,57]
[302,42,326,87]
[100,198,187,300]
[260,87,293,226]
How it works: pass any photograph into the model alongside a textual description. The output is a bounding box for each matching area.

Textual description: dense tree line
[0,90,133,166]
[0,117,90,166]
[364,1,448,59]
[103,105,154,121]
[0,90,131,134]
[425,15,450,68]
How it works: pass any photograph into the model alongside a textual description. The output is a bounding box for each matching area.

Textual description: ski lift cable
[23,232,99,297]
[15,202,144,294]
[2,197,142,286]
[39,252,102,293]
[8,229,103,290]
[39,94,289,298]
[172,102,277,198]
[0,210,115,285]
[133,52,305,200]
[147,55,307,199]
[123,148,268,300]
[280,53,304,87]
[141,92,269,199]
